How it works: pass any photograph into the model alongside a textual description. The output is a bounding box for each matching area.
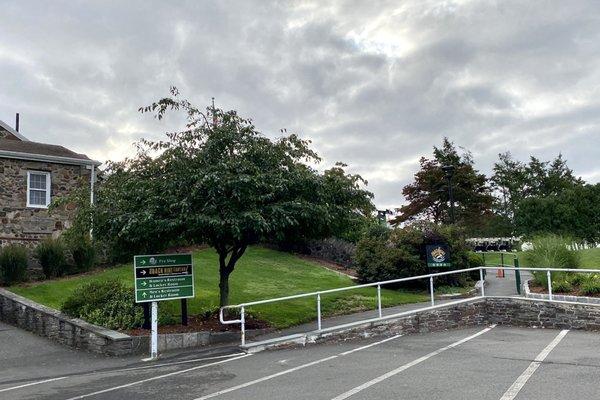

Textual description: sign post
[134,253,194,360]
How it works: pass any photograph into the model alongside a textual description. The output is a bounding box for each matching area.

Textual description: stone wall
[485,297,600,331]
[0,158,91,248]
[0,288,137,356]
[309,299,487,346]
[0,288,266,356]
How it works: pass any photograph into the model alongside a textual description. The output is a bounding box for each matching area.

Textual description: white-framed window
[27,171,51,208]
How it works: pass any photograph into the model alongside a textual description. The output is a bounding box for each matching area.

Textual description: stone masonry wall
[0,158,91,248]
[485,297,600,331]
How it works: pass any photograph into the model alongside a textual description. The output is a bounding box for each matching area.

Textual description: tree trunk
[219,269,230,307]
[217,244,247,307]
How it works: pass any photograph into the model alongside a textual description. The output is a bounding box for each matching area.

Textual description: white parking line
[0,377,67,393]
[0,352,246,395]
[330,325,497,400]
[64,353,252,400]
[499,329,569,400]
[194,334,404,400]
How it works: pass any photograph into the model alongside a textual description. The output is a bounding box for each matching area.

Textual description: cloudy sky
[1,0,599,207]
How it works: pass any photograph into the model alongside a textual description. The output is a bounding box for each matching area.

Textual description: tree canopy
[90,88,374,306]
[392,138,494,233]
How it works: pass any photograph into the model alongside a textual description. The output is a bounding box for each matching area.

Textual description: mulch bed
[126,313,270,336]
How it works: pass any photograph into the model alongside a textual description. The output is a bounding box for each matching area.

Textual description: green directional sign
[134,253,194,303]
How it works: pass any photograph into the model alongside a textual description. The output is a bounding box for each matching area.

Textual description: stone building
[0,119,100,248]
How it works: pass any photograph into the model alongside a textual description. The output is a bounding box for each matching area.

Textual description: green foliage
[356,222,479,287]
[515,183,600,243]
[61,279,143,330]
[393,138,493,234]
[525,235,580,288]
[523,235,581,269]
[0,245,28,285]
[580,275,600,296]
[88,88,373,305]
[70,237,97,272]
[35,238,67,278]
[552,279,573,293]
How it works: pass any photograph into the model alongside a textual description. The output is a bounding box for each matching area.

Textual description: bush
[70,237,96,272]
[580,275,600,296]
[356,222,479,288]
[36,238,67,278]
[0,245,28,285]
[524,234,580,289]
[62,279,143,330]
[524,234,581,269]
[306,238,356,269]
[552,279,573,293]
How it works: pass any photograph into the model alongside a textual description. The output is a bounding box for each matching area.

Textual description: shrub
[524,234,581,269]
[569,273,587,287]
[70,237,96,272]
[580,275,600,296]
[36,238,67,278]
[62,279,143,330]
[0,245,28,285]
[356,222,479,287]
[524,234,580,289]
[306,238,356,269]
[552,279,573,293]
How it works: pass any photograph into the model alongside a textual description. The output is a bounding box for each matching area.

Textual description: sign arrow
[140,260,146,265]
[141,281,147,286]
[142,292,148,298]
[140,270,147,275]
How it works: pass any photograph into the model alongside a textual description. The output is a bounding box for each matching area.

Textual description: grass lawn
[481,248,600,269]
[9,247,430,329]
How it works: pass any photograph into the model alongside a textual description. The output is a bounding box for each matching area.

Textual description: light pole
[442,165,455,224]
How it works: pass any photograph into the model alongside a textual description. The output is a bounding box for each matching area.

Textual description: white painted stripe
[115,352,248,373]
[194,334,404,400]
[499,329,569,400]
[64,353,251,400]
[0,377,67,393]
[330,325,497,400]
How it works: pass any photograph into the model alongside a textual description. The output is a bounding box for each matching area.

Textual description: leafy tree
[392,138,493,233]
[515,184,600,243]
[91,88,373,306]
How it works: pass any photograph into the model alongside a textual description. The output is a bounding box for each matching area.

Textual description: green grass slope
[9,247,428,329]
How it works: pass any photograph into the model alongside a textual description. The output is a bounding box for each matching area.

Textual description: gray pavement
[3,325,600,399]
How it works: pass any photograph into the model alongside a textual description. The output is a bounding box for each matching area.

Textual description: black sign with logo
[426,244,451,268]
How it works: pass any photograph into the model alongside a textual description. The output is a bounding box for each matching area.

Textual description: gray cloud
[1,0,599,208]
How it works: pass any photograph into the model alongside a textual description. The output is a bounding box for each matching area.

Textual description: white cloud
[0,0,599,208]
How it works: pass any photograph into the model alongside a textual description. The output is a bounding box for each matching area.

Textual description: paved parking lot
[3,324,600,400]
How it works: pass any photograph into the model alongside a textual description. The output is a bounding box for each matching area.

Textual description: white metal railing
[219,266,600,346]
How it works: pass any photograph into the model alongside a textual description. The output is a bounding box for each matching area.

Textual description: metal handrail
[220,266,600,346]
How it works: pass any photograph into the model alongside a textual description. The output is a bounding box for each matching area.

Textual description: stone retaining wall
[485,297,600,330]
[310,299,487,345]
[0,288,263,356]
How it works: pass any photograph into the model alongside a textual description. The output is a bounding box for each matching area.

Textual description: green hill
[9,247,428,329]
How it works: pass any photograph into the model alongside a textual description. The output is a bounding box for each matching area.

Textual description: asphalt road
[3,324,600,400]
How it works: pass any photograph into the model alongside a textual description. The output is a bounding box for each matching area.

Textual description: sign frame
[425,244,452,268]
[134,253,195,303]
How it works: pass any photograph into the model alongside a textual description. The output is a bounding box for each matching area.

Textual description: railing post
[317,293,322,331]
[240,306,246,346]
[479,267,485,297]
[377,284,382,318]
[514,257,522,295]
[429,276,435,306]
[501,252,505,267]
[482,252,486,266]
[547,270,553,300]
